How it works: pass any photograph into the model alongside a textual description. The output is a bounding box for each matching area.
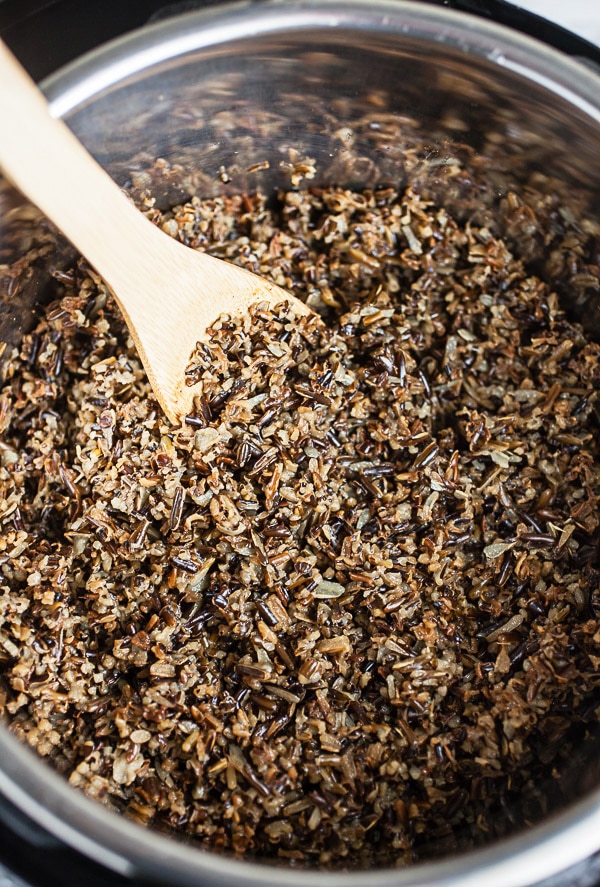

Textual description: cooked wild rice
[1,160,600,868]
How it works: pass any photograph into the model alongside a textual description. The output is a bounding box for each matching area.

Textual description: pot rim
[2,2,600,885]
[42,0,600,120]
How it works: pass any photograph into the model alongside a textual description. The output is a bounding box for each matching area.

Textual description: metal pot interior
[1,2,600,886]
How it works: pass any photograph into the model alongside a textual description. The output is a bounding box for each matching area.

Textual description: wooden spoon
[0,40,313,423]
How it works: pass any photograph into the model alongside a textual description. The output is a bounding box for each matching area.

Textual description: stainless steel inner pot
[1,2,600,885]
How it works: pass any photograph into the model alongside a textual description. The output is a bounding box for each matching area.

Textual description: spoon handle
[0,39,168,301]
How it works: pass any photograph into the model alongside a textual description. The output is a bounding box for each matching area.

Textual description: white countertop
[514,0,600,46]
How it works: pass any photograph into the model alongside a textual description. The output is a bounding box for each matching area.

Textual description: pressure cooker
[0,2,599,886]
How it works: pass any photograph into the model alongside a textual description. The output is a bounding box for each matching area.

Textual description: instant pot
[1,1,600,886]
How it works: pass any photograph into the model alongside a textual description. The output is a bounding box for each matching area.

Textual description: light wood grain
[0,40,312,423]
